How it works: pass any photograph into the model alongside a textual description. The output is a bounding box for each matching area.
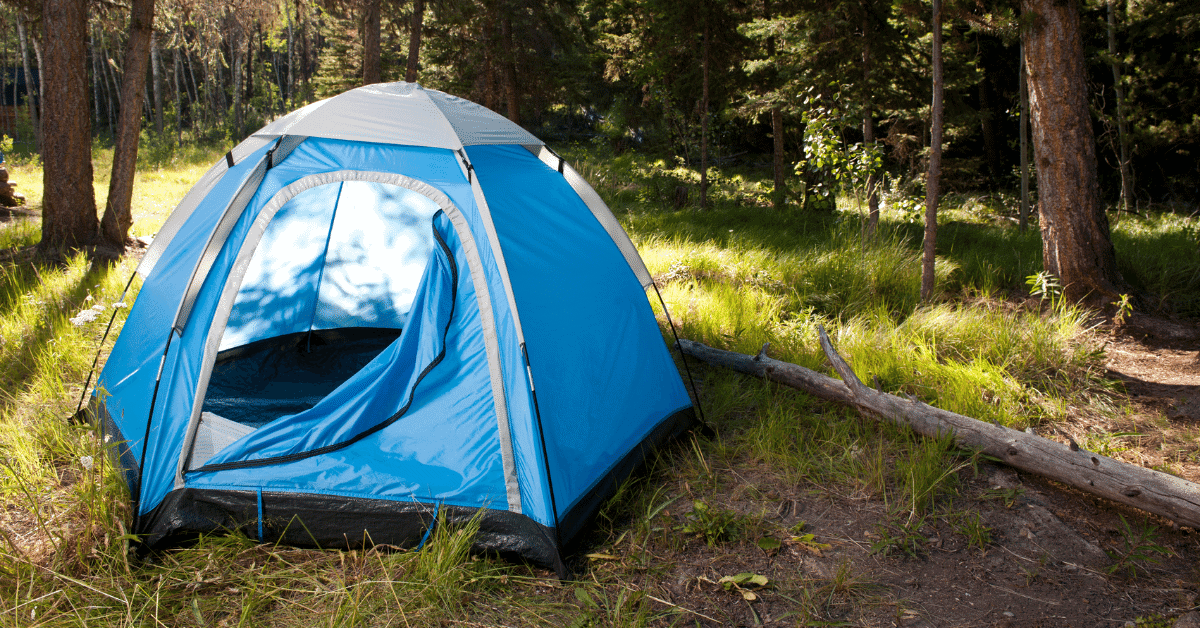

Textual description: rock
[1176,611,1200,628]
[1169,395,1200,421]
[988,469,1021,491]
[1009,503,1110,569]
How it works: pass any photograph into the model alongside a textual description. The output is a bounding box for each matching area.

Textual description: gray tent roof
[253,82,542,150]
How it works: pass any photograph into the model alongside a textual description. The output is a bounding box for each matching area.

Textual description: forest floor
[575,312,1200,628]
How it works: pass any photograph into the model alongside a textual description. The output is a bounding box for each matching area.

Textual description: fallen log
[678,326,1200,530]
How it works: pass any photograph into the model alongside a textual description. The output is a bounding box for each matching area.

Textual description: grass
[0,141,1196,625]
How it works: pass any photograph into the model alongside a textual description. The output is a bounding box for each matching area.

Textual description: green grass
[0,142,1196,625]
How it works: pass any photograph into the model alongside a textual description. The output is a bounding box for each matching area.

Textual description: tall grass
[0,142,1194,624]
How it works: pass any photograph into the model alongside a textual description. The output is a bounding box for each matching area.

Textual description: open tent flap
[190,210,460,471]
[200,181,441,429]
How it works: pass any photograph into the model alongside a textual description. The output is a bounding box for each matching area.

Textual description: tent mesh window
[200,181,441,434]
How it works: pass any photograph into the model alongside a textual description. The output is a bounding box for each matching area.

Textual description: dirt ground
[575,313,1200,628]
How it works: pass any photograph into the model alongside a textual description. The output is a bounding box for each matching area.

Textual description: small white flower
[80,456,94,471]
[91,304,106,312]
[85,295,93,302]
[112,302,127,309]
[70,310,100,326]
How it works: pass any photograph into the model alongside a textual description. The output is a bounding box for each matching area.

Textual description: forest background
[0,0,1195,240]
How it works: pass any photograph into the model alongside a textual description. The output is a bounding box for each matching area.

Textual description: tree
[362,0,382,84]
[921,0,943,301]
[1022,0,1121,302]
[38,0,97,255]
[17,10,40,152]
[1106,0,1131,213]
[739,0,921,212]
[100,0,155,248]
[406,0,425,82]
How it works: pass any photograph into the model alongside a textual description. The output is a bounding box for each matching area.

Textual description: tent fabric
[91,82,694,573]
[254,83,541,150]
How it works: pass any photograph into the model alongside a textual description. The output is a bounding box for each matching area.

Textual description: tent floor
[203,328,402,428]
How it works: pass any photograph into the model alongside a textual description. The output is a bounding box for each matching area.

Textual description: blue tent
[90,83,695,572]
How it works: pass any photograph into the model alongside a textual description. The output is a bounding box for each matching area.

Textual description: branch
[678,328,1200,530]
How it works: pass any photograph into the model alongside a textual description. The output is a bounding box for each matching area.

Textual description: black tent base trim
[128,405,696,578]
[138,488,566,575]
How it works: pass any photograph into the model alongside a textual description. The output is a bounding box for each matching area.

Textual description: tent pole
[652,282,708,427]
[521,343,565,568]
[133,329,177,531]
[304,181,344,352]
[73,270,140,422]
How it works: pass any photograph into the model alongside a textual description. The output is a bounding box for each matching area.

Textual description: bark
[700,12,710,210]
[39,0,98,252]
[17,11,39,151]
[677,336,1200,530]
[499,11,519,124]
[1019,43,1030,232]
[1022,0,1122,302]
[1108,0,1132,214]
[406,0,425,83]
[922,0,944,301]
[100,0,155,248]
[362,0,382,85]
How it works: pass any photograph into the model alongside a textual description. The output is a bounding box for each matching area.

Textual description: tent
[89,82,695,572]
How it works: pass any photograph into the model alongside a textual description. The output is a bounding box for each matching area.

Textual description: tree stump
[0,164,26,207]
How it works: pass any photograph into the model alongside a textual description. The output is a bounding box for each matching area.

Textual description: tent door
[189,180,442,465]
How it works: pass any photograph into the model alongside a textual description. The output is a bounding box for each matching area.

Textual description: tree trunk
[17,12,40,152]
[186,47,202,128]
[677,336,1200,531]
[362,0,382,85]
[862,16,879,234]
[772,107,785,211]
[1108,0,1132,214]
[406,0,425,83]
[1019,43,1030,232]
[92,29,114,135]
[286,1,294,104]
[922,0,943,302]
[172,45,181,143]
[232,42,243,136]
[151,30,163,135]
[99,0,155,248]
[499,12,519,124]
[39,0,98,253]
[90,30,101,130]
[1022,0,1122,302]
[979,73,999,186]
[700,13,710,210]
